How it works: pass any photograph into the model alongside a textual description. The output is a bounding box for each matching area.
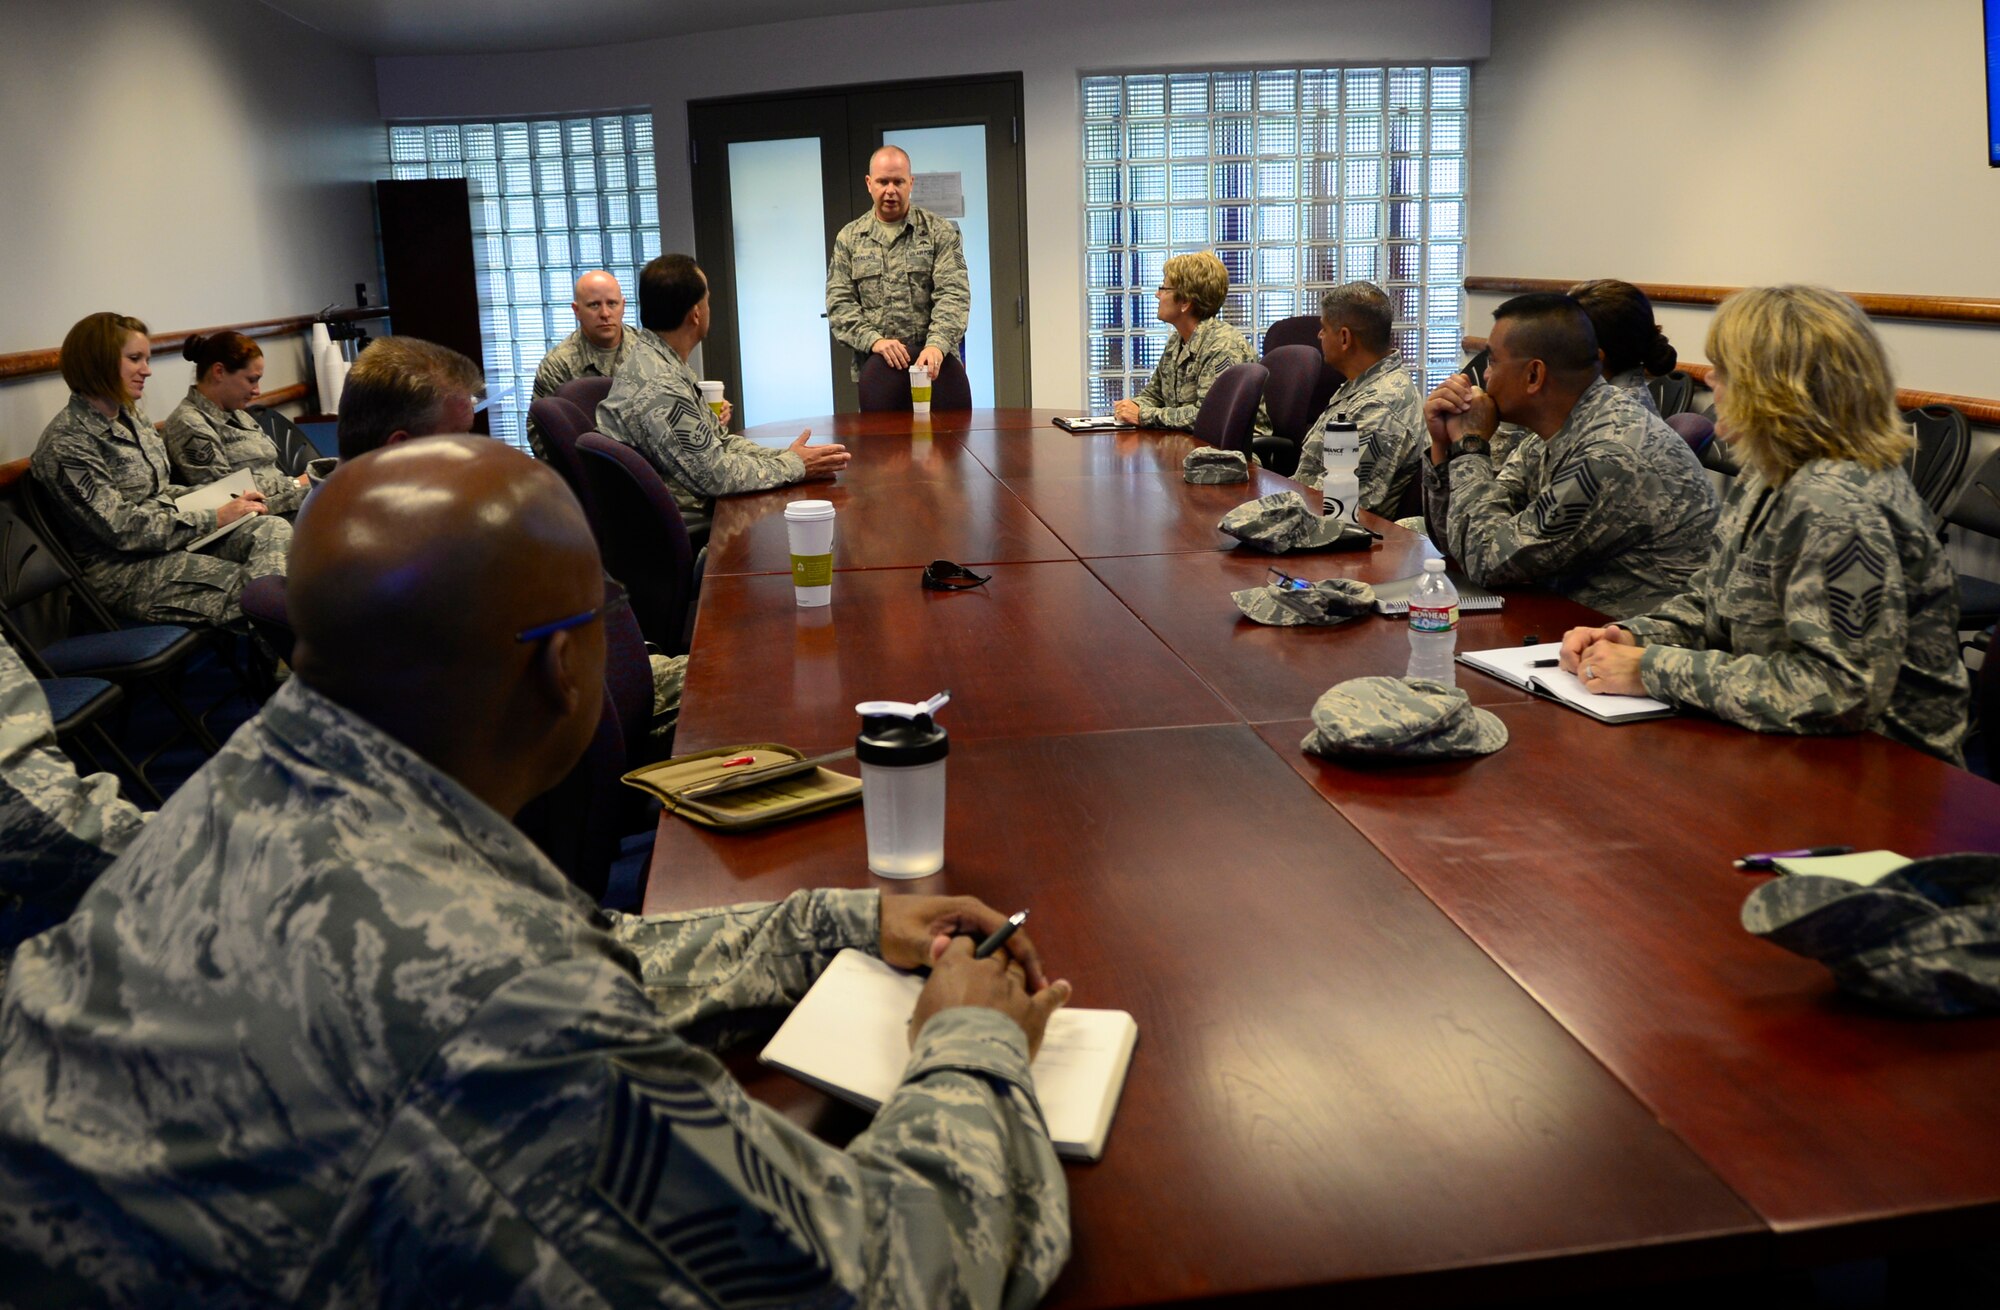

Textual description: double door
[689,76,1028,425]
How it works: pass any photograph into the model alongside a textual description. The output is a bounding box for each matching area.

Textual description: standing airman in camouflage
[1293,283,1424,519]
[826,145,972,381]
[0,438,1072,1306]
[600,255,848,538]
[1113,250,1255,430]
[32,314,289,631]
[1561,285,1969,764]
[0,630,147,995]
[528,270,667,461]
[1422,294,1717,617]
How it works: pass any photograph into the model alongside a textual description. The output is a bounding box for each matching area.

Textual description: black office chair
[1646,370,1695,419]
[6,629,161,809]
[1942,446,2000,631]
[1902,405,1970,521]
[251,407,323,477]
[1459,348,1490,388]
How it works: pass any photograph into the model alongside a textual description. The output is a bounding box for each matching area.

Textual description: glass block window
[1080,68,1468,411]
[386,113,659,450]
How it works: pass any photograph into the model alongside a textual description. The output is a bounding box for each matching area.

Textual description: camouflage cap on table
[1232,577,1377,627]
[1740,852,2000,1016]
[1219,491,1369,553]
[1183,448,1250,484]
[1301,675,1509,760]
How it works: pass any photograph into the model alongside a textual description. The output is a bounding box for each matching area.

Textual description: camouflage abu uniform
[1132,316,1255,430]
[160,386,306,515]
[826,207,971,379]
[0,678,1069,1306]
[1615,459,1969,764]
[31,395,291,629]
[0,630,146,995]
[596,336,806,538]
[1293,351,1424,518]
[526,325,664,462]
[1489,365,1659,467]
[1422,378,1718,616]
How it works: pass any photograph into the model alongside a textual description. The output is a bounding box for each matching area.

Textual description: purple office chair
[527,396,600,510]
[556,375,615,419]
[1667,412,1715,455]
[1260,314,1322,356]
[1193,362,1269,455]
[575,434,695,657]
[857,351,973,411]
[1260,345,1341,443]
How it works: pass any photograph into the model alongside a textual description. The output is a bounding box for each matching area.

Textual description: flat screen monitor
[1989,0,2000,164]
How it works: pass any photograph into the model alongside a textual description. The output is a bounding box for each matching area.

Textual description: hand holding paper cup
[698,379,726,424]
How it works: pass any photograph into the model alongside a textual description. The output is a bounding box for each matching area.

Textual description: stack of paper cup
[698,380,726,425]
[908,365,932,416]
[784,500,836,607]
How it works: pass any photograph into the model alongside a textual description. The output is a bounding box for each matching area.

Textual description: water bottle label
[1408,603,1459,632]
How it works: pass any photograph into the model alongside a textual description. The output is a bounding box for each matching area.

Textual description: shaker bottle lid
[855,692,951,765]
[1423,558,1446,573]
[784,499,835,521]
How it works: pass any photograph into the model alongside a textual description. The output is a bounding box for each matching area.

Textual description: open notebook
[175,469,259,551]
[1458,641,1676,723]
[761,949,1138,1162]
[1052,415,1135,432]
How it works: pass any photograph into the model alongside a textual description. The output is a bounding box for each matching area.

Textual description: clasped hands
[881,894,1072,1058]
[1422,374,1498,463]
[1558,624,1647,696]
[871,337,945,379]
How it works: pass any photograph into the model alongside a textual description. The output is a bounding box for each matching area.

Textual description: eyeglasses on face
[922,559,992,591]
[515,584,632,643]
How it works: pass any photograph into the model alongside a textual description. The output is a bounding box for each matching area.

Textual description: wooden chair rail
[1464,277,2000,327]
[1460,336,2000,428]
[0,308,390,383]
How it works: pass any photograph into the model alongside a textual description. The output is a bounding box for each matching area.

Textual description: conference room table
[644,408,2000,1307]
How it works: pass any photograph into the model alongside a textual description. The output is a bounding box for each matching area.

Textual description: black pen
[972,909,1028,959]
[1529,658,1560,668]
[1733,845,1855,871]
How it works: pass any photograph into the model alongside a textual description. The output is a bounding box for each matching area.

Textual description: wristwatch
[1448,431,1493,460]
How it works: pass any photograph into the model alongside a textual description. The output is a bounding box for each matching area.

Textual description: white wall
[0,0,383,461]
[374,0,1493,410]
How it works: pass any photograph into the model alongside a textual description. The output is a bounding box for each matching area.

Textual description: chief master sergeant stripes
[0,437,1071,1307]
[826,144,971,381]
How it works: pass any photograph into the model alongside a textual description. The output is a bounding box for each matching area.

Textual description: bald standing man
[0,437,1074,1306]
[527,270,668,461]
[826,144,971,380]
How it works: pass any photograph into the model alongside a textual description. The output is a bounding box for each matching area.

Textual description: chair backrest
[1260,345,1340,442]
[1191,362,1269,454]
[1460,348,1490,389]
[1945,444,2000,541]
[1902,405,1971,519]
[601,588,655,756]
[1666,412,1715,455]
[1260,314,1321,356]
[575,434,695,657]
[527,396,601,518]
[857,352,973,411]
[513,685,627,902]
[239,575,295,664]
[251,408,322,477]
[557,376,615,418]
[1647,370,1695,419]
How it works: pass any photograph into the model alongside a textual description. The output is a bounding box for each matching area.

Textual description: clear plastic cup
[783,500,835,607]
[909,365,932,415]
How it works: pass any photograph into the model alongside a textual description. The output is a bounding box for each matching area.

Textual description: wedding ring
[1584,665,1599,681]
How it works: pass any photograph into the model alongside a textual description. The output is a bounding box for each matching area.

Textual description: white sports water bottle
[1319,420,1362,522]
[1406,558,1459,687]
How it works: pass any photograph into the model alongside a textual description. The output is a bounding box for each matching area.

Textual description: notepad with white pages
[760,949,1139,1162]
[175,469,258,551]
[1370,571,1505,615]
[1457,642,1676,723]
[1771,850,1911,884]
[1052,415,1135,432]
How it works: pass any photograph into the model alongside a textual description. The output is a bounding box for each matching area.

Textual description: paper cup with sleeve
[1183,448,1251,484]
[784,500,836,608]
[698,380,726,422]
[908,366,932,415]
[1231,577,1376,627]
[1218,491,1371,554]
[1740,853,2000,1016]
[1299,676,1508,761]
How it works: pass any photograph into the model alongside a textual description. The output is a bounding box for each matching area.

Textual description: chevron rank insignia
[1530,458,1602,536]
[593,1062,850,1309]
[1824,533,1890,640]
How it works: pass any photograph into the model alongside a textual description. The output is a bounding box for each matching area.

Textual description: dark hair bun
[1642,328,1677,376]
[180,333,207,363]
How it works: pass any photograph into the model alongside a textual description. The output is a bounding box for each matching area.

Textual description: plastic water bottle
[1406,558,1459,687]
[1319,420,1362,522]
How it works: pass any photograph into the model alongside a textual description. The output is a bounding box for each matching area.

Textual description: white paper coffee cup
[698,379,726,422]
[783,500,835,607]
[908,365,931,415]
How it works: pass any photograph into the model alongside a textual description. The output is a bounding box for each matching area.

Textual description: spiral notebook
[1370,570,1505,615]
[760,949,1138,1162]
[1457,642,1675,723]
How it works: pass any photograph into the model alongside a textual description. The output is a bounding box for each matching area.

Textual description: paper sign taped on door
[912,172,965,219]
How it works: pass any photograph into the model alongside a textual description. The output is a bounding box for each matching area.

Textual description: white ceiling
[258,0,992,56]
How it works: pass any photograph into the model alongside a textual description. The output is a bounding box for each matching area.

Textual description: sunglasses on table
[922,560,992,591]
[1266,567,1315,592]
[515,584,632,642]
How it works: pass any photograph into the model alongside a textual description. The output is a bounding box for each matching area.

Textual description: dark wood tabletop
[740,406,1079,442]
[648,412,2000,1301]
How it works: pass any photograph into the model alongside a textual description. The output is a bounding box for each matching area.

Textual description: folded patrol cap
[1300,676,1508,760]
[1740,853,2000,1016]
[1219,491,1370,554]
[1183,447,1251,484]
[1232,577,1377,627]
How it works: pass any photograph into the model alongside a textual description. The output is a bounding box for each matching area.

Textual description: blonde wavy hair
[1705,285,1909,485]
[1163,251,1229,320]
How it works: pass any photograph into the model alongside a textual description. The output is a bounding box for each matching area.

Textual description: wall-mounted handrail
[0,307,390,383]
[1463,278,2000,328]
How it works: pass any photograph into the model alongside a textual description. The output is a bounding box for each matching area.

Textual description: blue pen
[1734,844,1854,871]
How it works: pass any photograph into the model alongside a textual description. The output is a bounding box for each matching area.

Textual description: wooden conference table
[644,408,2000,1307]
